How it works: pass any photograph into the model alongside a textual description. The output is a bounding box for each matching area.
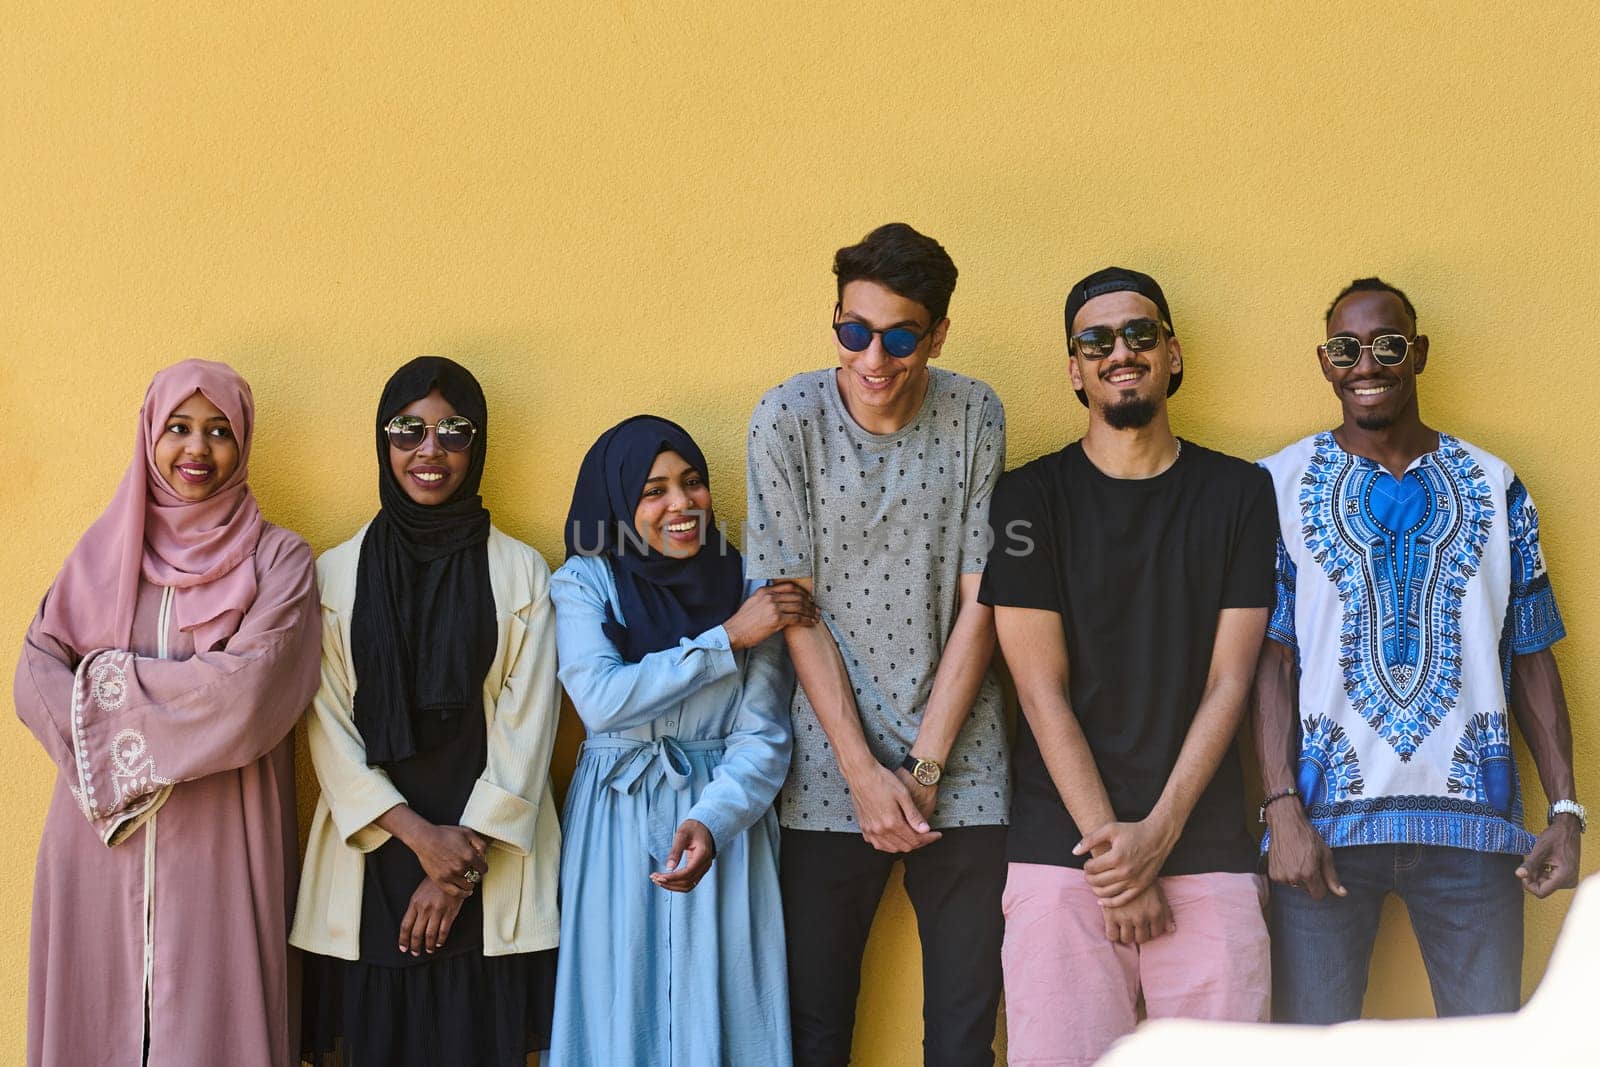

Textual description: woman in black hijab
[547,415,815,1065]
[293,357,563,1067]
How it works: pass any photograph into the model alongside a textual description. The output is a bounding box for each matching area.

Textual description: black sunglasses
[1319,334,1416,369]
[832,305,932,359]
[1069,317,1168,359]
[384,414,478,453]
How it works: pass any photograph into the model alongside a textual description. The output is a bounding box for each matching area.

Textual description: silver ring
[463,867,482,885]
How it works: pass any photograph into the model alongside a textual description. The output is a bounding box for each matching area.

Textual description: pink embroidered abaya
[13,360,320,1066]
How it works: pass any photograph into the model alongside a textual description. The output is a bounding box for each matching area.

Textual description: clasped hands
[399,822,489,957]
[1074,818,1179,946]
[845,762,941,854]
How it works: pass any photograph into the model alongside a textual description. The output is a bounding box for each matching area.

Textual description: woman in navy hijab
[548,415,813,1065]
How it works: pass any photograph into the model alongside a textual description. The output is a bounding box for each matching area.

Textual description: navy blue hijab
[565,416,744,662]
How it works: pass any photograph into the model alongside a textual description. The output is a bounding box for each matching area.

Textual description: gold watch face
[912,759,942,787]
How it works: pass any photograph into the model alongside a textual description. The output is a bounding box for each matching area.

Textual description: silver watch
[1549,799,1587,833]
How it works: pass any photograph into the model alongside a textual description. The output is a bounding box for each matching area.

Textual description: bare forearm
[783,621,876,777]
[1511,649,1578,802]
[1147,607,1270,835]
[1152,675,1251,834]
[911,589,995,762]
[1024,695,1117,844]
[376,803,428,846]
[1253,639,1300,794]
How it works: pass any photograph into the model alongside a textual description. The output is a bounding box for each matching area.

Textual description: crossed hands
[1074,818,1179,945]
[849,764,942,853]
[398,824,489,957]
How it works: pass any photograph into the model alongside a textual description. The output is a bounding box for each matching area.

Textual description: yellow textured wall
[2,4,1597,1062]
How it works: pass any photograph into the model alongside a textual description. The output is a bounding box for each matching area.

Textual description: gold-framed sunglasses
[384,414,478,453]
[1319,334,1416,369]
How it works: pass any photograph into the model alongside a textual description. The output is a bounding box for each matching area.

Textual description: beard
[1104,393,1159,430]
[1353,410,1396,431]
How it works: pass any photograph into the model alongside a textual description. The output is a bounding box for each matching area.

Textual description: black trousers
[781,825,1007,1067]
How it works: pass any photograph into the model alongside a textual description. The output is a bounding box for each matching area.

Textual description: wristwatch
[1550,799,1587,833]
[900,753,943,787]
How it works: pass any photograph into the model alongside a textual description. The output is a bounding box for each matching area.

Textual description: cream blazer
[289,524,562,960]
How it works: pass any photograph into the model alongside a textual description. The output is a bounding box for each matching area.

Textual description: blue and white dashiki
[548,555,794,1067]
[1260,431,1564,855]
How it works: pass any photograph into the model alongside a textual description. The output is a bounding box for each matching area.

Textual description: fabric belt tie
[584,736,726,865]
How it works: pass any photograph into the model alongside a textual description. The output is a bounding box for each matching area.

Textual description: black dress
[301,700,557,1067]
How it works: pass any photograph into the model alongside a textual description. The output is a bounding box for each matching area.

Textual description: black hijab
[351,357,497,766]
[565,415,744,662]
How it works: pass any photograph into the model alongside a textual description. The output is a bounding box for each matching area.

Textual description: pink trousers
[1001,862,1270,1066]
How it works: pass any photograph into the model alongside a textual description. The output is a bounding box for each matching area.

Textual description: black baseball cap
[1063,266,1181,407]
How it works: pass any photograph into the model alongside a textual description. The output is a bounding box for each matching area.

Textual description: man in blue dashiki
[1255,277,1584,1022]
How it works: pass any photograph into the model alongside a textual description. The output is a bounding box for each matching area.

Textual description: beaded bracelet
[1258,786,1300,825]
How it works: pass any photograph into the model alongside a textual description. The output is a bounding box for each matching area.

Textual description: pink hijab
[41,359,264,654]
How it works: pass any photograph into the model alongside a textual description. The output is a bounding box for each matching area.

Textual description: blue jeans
[1270,844,1523,1022]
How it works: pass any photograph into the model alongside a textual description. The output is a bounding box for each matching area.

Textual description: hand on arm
[1509,648,1581,897]
[397,877,466,956]
[553,564,743,735]
[723,581,819,650]
[1102,883,1177,945]
[897,572,995,820]
[1253,638,1345,900]
[1080,606,1270,906]
[376,804,488,897]
[785,578,939,853]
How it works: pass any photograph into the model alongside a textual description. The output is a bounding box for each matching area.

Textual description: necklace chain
[1167,436,1183,470]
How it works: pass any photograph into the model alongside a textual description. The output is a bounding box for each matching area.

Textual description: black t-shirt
[979,439,1277,874]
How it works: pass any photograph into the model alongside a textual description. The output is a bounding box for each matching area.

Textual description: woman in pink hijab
[13,359,321,1067]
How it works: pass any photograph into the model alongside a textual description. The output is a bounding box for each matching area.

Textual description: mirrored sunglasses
[1319,334,1414,368]
[384,414,478,452]
[1069,317,1166,359]
[832,311,931,359]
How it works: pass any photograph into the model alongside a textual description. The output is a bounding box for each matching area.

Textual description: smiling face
[1322,288,1428,431]
[633,449,713,558]
[1067,290,1181,430]
[834,279,948,434]
[152,390,240,501]
[387,388,472,505]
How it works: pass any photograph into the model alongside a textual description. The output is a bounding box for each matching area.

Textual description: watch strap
[1550,799,1588,833]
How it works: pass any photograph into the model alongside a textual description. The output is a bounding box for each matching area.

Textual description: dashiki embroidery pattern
[1262,432,1564,855]
[1300,432,1491,763]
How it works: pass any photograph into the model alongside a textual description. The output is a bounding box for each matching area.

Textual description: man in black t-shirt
[980,267,1277,1064]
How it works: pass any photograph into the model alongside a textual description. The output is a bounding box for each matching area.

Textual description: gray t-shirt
[744,366,1010,831]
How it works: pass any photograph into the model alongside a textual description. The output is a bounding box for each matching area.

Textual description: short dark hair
[833,223,958,324]
[1326,277,1418,327]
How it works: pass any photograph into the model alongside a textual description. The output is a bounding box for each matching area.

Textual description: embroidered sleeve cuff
[460,778,539,856]
[102,784,174,847]
[1510,587,1566,655]
[1266,622,1297,648]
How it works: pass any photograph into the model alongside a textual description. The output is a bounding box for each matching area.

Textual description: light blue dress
[548,554,795,1067]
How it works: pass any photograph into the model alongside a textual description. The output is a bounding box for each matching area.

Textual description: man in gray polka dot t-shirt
[745,223,1009,1065]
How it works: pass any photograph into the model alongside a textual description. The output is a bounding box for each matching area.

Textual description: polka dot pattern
[746,367,1011,831]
